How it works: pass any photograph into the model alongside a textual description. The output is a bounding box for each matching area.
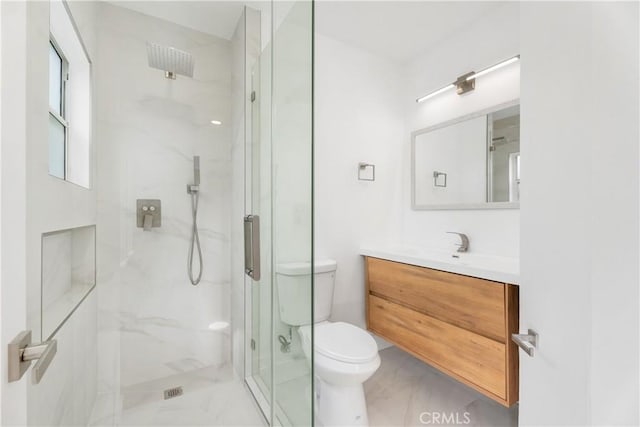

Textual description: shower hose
[188,190,203,285]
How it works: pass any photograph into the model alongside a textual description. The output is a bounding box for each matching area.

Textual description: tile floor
[89,363,265,426]
[89,346,517,427]
[365,347,518,427]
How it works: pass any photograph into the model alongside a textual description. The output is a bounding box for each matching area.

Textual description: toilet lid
[314,322,378,364]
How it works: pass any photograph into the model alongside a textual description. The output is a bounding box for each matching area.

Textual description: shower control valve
[136,199,161,231]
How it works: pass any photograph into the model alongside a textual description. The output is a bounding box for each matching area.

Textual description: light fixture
[210,120,222,125]
[416,55,520,103]
[466,55,520,81]
[416,84,455,103]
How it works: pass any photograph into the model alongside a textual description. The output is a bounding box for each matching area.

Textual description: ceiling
[108,1,246,40]
[315,1,504,63]
[108,1,502,62]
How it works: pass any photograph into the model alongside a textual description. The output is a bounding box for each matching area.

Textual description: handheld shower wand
[187,156,203,285]
[193,155,200,186]
[187,156,200,193]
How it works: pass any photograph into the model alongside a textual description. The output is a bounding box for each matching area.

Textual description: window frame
[49,37,69,180]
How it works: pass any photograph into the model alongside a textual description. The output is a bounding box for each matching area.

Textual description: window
[49,0,92,188]
[48,40,68,180]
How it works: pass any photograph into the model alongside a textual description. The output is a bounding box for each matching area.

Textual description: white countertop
[360,246,519,284]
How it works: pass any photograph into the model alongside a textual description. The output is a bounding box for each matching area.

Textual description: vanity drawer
[366,257,506,342]
[368,295,507,400]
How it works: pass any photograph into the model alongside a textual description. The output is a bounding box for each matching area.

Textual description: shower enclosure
[3,0,314,426]
[241,2,315,425]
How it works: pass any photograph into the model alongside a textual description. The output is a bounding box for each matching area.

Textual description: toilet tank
[276,260,337,326]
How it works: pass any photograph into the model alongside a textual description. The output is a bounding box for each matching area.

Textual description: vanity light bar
[466,55,520,81]
[416,84,455,103]
[416,55,520,103]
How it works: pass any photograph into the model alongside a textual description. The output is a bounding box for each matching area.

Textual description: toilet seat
[300,322,378,364]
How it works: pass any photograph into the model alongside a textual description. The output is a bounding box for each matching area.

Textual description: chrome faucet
[447,232,469,253]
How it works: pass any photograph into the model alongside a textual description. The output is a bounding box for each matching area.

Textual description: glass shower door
[245,1,314,426]
[246,49,274,415]
[271,1,314,426]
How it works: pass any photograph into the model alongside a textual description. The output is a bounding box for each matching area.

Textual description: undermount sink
[359,245,519,284]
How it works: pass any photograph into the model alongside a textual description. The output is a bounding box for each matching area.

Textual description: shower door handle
[244,215,261,281]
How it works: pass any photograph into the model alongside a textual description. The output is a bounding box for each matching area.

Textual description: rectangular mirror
[412,101,520,210]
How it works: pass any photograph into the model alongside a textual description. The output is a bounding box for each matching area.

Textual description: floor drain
[164,386,184,400]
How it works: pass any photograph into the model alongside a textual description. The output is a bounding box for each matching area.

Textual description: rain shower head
[146,42,194,79]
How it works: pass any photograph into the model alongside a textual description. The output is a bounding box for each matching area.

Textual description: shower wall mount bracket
[137,199,162,231]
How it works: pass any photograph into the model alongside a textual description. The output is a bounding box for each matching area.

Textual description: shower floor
[88,363,265,426]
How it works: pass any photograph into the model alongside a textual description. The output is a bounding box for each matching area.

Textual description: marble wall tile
[23,1,99,425]
[41,226,96,340]
[41,232,73,312]
[93,2,234,414]
[27,292,98,426]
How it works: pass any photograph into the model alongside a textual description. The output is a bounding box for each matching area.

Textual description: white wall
[27,293,97,426]
[92,1,232,412]
[0,3,2,419]
[1,1,29,423]
[315,3,639,426]
[314,32,404,330]
[26,1,98,423]
[519,2,639,425]
[0,1,3,418]
[315,2,519,332]
[519,4,592,423]
[402,2,520,257]
[588,3,639,422]
[0,0,99,424]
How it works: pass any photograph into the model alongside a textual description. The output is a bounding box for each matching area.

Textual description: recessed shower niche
[41,225,96,340]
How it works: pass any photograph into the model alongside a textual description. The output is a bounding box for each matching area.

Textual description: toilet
[276,260,380,427]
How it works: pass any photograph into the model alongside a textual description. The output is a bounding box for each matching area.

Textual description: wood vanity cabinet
[364,256,519,407]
